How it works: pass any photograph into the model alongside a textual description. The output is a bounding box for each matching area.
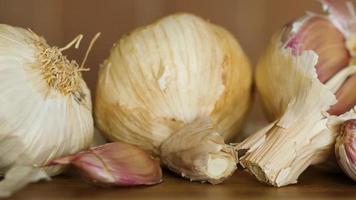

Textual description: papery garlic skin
[238,41,337,186]
[335,119,356,181]
[0,24,93,175]
[95,13,251,183]
[160,118,237,184]
[238,0,356,187]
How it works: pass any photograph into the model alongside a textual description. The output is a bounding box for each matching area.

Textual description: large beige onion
[95,13,252,183]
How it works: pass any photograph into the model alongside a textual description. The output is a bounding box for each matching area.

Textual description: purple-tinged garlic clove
[335,119,356,181]
[329,75,356,115]
[282,15,350,83]
[47,142,162,186]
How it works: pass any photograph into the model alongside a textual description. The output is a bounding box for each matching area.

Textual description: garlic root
[160,118,237,184]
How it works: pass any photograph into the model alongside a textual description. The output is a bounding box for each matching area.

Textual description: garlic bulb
[95,13,252,183]
[335,119,356,181]
[237,0,356,186]
[0,24,93,177]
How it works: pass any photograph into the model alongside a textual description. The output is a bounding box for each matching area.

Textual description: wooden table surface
[6,167,355,200]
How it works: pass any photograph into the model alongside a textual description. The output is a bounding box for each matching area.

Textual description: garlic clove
[329,74,356,115]
[335,119,356,181]
[47,142,162,186]
[319,0,356,36]
[159,118,237,184]
[282,15,350,83]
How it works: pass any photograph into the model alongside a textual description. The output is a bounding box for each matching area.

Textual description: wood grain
[7,168,355,200]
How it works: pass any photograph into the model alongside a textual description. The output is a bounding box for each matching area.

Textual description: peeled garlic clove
[95,13,252,182]
[329,75,356,115]
[160,118,237,184]
[47,142,162,186]
[335,119,356,181]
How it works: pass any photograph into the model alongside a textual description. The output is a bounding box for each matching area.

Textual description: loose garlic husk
[160,118,237,184]
[0,24,94,196]
[237,0,356,187]
[335,119,356,181]
[95,13,252,183]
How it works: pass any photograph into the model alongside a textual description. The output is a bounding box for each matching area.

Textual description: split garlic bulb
[237,0,356,186]
[0,24,94,176]
[95,13,252,183]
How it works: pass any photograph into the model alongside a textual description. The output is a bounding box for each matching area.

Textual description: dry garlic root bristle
[95,13,252,183]
[32,32,100,102]
[335,119,356,181]
[33,35,86,96]
[237,0,356,187]
[160,118,237,184]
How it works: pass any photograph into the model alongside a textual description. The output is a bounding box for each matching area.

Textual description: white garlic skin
[0,24,94,175]
[95,13,252,153]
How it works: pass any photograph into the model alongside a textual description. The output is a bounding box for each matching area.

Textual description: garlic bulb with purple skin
[46,142,162,186]
[237,0,356,187]
[335,119,356,181]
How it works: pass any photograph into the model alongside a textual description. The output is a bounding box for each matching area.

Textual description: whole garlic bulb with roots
[95,13,252,183]
[0,24,94,196]
[237,0,356,187]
